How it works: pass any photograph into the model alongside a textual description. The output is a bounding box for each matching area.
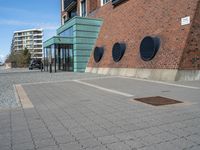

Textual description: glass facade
[44,44,74,72]
[103,0,110,5]
[64,0,77,10]
[68,7,77,19]
[59,27,73,37]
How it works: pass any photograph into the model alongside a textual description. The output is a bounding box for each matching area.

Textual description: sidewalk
[0,71,200,150]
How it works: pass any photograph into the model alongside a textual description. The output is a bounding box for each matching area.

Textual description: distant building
[11,29,43,59]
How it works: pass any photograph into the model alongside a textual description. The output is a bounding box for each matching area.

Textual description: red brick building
[61,0,200,81]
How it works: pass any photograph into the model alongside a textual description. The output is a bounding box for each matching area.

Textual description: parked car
[0,62,3,66]
[29,59,43,70]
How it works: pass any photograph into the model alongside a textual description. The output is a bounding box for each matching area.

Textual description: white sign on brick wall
[181,16,190,26]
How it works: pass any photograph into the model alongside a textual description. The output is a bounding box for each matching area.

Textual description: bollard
[41,63,43,72]
[50,64,52,73]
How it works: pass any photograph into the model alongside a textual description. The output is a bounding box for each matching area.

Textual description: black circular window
[94,47,104,63]
[140,36,161,61]
[112,42,126,62]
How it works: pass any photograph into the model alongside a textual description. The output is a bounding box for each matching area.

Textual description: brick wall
[179,1,200,69]
[86,0,200,70]
[79,0,100,16]
[87,0,98,14]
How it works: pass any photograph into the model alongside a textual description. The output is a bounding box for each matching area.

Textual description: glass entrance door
[66,48,73,71]
[61,47,74,72]
[44,44,73,73]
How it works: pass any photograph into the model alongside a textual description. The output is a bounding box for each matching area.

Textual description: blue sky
[0,0,60,62]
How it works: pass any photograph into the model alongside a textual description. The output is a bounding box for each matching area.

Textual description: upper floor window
[80,0,87,17]
[68,6,77,19]
[64,0,77,11]
[101,0,110,6]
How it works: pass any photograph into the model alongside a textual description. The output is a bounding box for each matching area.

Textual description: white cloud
[0,6,57,19]
[0,6,30,14]
[0,19,59,30]
[36,23,59,30]
[0,19,30,26]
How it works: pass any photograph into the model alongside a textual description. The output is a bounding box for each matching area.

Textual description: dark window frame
[81,0,87,17]
[112,0,127,6]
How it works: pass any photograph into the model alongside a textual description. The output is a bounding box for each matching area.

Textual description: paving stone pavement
[0,71,200,150]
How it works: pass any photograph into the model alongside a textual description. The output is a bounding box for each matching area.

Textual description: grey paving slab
[0,135,11,147]
[37,145,59,150]
[83,77,200,103]
[189,145,200,150]
[124,139,145,149]
[54,135,76,144]
[12,132,32,145]
[1,71,200,149]
[0,70,109,108]
[12,141,34,150]
[79,137,101,149]
[107,141,132,150]
[170,138,196,149]
[21,75,200,149]
[85,145,108,150]
[138,142,181,150]
[34,138,56,149]
[98,135,119,145]
[73,131,94,140]
[59,142,82,150]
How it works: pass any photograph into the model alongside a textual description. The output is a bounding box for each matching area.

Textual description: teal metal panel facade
[73,17,102,72]
[44,36,73,47]
[44,16,102,72]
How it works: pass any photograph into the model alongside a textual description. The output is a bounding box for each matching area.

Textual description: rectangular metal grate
[134,96,183,106]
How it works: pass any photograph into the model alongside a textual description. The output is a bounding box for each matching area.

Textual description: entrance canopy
[43,16,102,73]
[43,36,73,73]
[44,36,73,47]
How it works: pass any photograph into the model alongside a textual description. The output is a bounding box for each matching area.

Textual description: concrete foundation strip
[20,76,117,86]
[14,84,34,109]
[117,76,200,90]
[74,80,134,97]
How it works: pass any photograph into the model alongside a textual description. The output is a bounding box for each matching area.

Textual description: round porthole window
[112,42,126,62]
[94,47,104,63]
[140,36,161,61]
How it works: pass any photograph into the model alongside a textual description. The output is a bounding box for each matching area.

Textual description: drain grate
[134,96,183,106]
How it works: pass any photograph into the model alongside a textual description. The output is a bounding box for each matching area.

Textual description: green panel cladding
[72,17,102,72]
[44,36,73,47]
[44,16,102,72]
